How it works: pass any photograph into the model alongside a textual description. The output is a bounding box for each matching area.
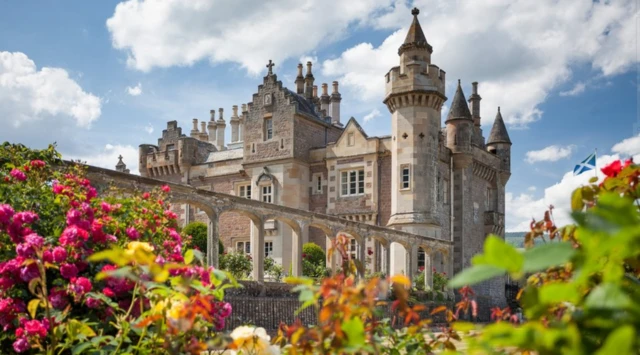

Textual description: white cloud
[612,134,640,156]
[144,123,154,134]
[527,186,537,192]
[322,0,638,128]
[67,143,139,175]
[0,51,101,128]
[506,134,640,231]
[559,82,586,97]
[525,145,576,164]
[106,0,394,75]
[126,82,142,96]
[363,108,382,122]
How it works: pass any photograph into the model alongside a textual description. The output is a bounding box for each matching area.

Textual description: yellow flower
[230,326,280,355]
[166,299,191,332]
[126,241,154,254]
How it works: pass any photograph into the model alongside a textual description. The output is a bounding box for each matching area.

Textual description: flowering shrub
[220,251,253,280]
[182,221,224,257]
[264,257,284,282]
[448,159,640,354]
[0,143,236,354]
[301,243,326,280]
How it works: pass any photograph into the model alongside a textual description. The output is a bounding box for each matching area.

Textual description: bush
[219,251,252,279]
[264,256,284,282]
[0,143,236,354]
[302,242,326,279]
[182,221,224,256]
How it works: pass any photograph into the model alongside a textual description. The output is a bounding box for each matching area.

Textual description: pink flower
[12,338,29,353]
[42,249,53,263]
[52,247,67,263]
[60,263,78,280]
[85,297,100,309]
[29,160,45,168]
[19,263,40,282]
[102,287,115,298]
[161,185,171,193]
[59,225,89,247]
[219,302,232,318]
[164,210,177,220]
[48,288,69,309]
[0,204,14,226]
[13,211,38,225]
[15,243,34,258]
[142,192,150,199]
[100,201,112,213]
[86,187,97,201]
[24,233,43,248]
[52,182,67,195]
[74,277,92,293]
[126,227,140,240]
[0,276,15,291]
[10,169,26,181]
[24,319,47,338]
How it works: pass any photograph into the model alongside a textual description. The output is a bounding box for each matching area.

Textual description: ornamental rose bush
[0,143,237,354]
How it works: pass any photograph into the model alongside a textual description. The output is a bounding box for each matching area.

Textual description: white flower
[229,326,280,355]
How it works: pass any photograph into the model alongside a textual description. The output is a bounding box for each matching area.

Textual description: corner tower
[383,8,446,237]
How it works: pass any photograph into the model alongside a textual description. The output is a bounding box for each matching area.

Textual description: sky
[0,0,638,232]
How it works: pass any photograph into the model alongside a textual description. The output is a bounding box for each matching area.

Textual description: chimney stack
[304,61,314,99]
[190,118,200,138]
[313,85,318,98]
[240,103,248,142]
[320,83,330,116]
[200,121,208,141]
[295,63,304,94]
[216,108,226,150]
[330,81,342,125]
[230,105,240,143]
[207,110,217,145]
[469,81,482,128]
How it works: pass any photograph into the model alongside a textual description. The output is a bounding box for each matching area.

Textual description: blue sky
[0,0,638,231]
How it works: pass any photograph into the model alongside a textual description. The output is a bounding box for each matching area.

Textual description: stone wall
[378,154,392,226]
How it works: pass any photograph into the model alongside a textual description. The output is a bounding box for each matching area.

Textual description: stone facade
[130,8,511,303]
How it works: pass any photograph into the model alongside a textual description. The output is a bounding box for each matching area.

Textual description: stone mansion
[125,8,511,297]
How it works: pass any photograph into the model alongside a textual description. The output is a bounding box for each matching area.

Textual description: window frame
[264,241,274,258]
[236,241,251,254]
[264,118,273,141]
[237,184,252,199]
[262,184,273,203]
[340,169,365,197]
[400,164,411,190]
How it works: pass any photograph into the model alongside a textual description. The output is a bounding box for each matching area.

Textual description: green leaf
[595,325,636,355]
[448,265,505,288]
[571,188,584,211]
[472,235,523,274]
[28,299,40,319]
[538,283,580,304]
[341,317,366,349]
[72,342,94,355]
[522,242,576,273]
[184,249,195,265]
[585,283,634,311]
[588,176,598,183]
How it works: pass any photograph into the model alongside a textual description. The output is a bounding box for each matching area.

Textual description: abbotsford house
[115,8,511,302]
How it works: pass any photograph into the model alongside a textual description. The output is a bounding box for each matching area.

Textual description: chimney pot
[192,118,199,131]
[209,109,215,121]
[321,83,328,96]
[232,105,238,117]
[332,81,339,94]
[297,63,303,76]
[241,103,247,113]
[306,61,313,76]
[313,85,318,98]
[472,81,478,94]
[218,108,224,120]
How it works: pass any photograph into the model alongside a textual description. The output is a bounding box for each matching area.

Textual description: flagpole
[594,148,598,179]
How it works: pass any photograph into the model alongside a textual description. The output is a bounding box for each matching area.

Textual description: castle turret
[216,108,226,150]
[383,7,446,239]
[295,63,304,94]
[230,105,240,143]
[487,107,512,182]
[330,81,342,125]
[207,110,217,145]
[445,80,473,168]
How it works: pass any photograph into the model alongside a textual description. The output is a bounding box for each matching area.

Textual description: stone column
[251,220,265,281]
[384,244,391,276]
[357,238,366,279]
[405,244,418,280]
[374,240,381,273]
[291,226,303,277]
[207,215,219,268]
[424,250,433,290]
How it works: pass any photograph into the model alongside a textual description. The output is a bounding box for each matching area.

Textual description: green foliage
[182,221,224,256]
[264,256,284,282]
[219,251,253,279]
[451,159,640,354]
[302,242,327,280]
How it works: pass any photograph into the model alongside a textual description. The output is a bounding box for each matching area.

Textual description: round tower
[445,80,474,169]
[487,107,512,183]
[383,8,446,237]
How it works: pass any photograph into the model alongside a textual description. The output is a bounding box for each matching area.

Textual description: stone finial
[266,59,275,75]
[412,7,419,16]
[209,109,215,121]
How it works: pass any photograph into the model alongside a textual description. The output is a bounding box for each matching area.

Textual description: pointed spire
[446,80,472,122]
[487,107,512,145]
[398,8,432,55]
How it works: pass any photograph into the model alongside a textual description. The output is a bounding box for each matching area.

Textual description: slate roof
[283,88,323,121]
[398,8,433,55]
[446,80,472,122]
[487,107,512,145]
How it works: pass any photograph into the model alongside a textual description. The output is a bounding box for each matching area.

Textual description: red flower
[161,185,171,193]
[367,248,373,256]
[10,169,26,181]
[29,160,45,168]
[601,159,632,178]
[142,192,150,199]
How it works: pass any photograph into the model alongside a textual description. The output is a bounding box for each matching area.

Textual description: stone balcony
[484,211,505,236]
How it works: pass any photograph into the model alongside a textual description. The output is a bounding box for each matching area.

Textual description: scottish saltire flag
[573,151,597,176]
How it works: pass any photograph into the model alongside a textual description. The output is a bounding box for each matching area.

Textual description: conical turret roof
[446,80,472,122]
[487,107,511,145]
[398,8,432,55]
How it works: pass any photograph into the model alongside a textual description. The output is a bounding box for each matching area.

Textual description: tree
[302,242,326,280]
[182,221,224,256]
